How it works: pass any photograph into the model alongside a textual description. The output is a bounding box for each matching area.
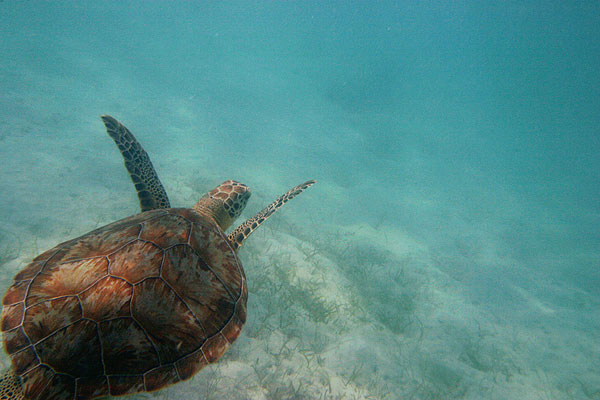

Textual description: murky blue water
[0,1,598,399]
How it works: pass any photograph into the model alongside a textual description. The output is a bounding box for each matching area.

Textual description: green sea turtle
[0,115,315,399]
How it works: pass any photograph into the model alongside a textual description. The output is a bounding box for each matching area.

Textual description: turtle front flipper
[228,180,316,251]
[101,115,171,212]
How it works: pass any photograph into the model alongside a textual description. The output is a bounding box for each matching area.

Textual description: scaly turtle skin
[0,116,315,399]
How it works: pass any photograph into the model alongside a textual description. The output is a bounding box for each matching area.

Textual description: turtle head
[193,180,251,231]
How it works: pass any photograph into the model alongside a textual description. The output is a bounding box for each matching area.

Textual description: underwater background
[0,1,598,399]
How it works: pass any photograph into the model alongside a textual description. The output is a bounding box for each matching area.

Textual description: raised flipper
[228,180,316,251]
[101,115,171,212]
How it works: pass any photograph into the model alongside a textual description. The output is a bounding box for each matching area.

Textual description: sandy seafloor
[0,2,599,399]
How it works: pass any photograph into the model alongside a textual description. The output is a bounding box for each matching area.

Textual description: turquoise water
[1,1,598,399]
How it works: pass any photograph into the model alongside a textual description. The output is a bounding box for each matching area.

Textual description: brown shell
[1,209,247,399]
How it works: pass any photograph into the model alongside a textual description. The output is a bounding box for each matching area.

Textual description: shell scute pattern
[79,276,132,321]
[174,348,208,381]
[189,221,244,297]
[34,319,103,377]
[11,346,39,375]
[131,278,206,363]
[77,376,109,399]
[13,262,45,283]
[58,223,141,263]
[98,318,159,375]
[161,245,236,337]
[139,213,192,248]
[21,365,54,399]
[144,364,180,392]
[1,303,24,332]
[108,375,145,396]
[26,257,108,307]
[30,244,72,264]
[108,241,163,284]
[1,209,247,399]
[3,327,28,354]
[23,296,82,343]
[45,373,75,400]
[202,333,230,363]
[2,281,30,307]
[222,306,245,342]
